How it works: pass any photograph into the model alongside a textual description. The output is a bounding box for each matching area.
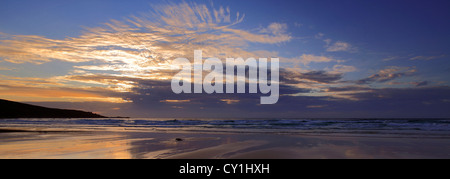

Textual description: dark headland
[0,99,107,118]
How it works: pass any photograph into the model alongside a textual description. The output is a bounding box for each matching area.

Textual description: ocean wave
[1,118,449,137]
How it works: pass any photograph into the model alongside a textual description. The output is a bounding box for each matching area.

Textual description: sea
[1,118,449,137]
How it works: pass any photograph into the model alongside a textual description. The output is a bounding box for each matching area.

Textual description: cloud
[0,2,291,66]
[279,69,365,100]
[332,64,357,73]
[382,56,400,61]
[260,23,288,35]
[280,69,344,86]
[326,41,356,52]
[0,67,14,71]
[387,80,430,87]
[325,85,372,92]
[323,39,332,46]
[1,1,447,118]
[306,105,327,108]
[356,66,416,84]
[315,33,325,39]
[0,2,294,103]
[285,54,335,66]
[160,99,191,103]
[299,71,343,84]
[414,81,429,87]
[382,55,445,62]
[26,86,450,118]
[213,6,232,23]
[409,55,445,61]
[0,83,130,103]
[0,75,65,88]
[281,65,427,102]
[222,28,292,44]
[221,99,240,104]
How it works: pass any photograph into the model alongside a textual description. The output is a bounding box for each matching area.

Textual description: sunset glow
[1,0,449,118]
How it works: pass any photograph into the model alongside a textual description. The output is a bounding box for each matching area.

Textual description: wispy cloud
[0,2,293,102]
[0,82,129,103]
[160,99,191,103]
[331,64,357,73]
[0,1,436,111]
[326,41,356,52]
[0,2,293,65]
[0,67,14,71]
[285,54,335,66]
[409,55,445,61]
[387,81,429,87]
[306,105,327,108]
[382,56,400,61]
[259,23,289,36]
[315,33,325,39]
[356,66,416,84]
[221,99,240,104]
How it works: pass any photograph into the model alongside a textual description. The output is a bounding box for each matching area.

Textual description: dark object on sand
[0,99,106,118]
[175,138,183,141]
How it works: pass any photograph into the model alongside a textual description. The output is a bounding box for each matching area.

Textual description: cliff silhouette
[0,99,106,118]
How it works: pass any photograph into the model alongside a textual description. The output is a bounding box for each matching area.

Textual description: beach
[1,118,449,159]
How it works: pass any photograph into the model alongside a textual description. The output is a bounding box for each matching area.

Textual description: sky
[1,0,450,118]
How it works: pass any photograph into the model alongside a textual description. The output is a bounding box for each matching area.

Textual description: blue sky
[1,0,450,117]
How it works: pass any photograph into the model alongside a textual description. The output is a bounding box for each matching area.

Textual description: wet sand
[0,128,449,159]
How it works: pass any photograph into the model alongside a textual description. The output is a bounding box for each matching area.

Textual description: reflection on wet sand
[0,129,449,159]
[0,132,133,159]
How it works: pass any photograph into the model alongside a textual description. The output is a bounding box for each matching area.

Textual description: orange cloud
[0,2,297,103]
[220,99,240,104]
[0,84,130,103]
[160,100,191,103]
